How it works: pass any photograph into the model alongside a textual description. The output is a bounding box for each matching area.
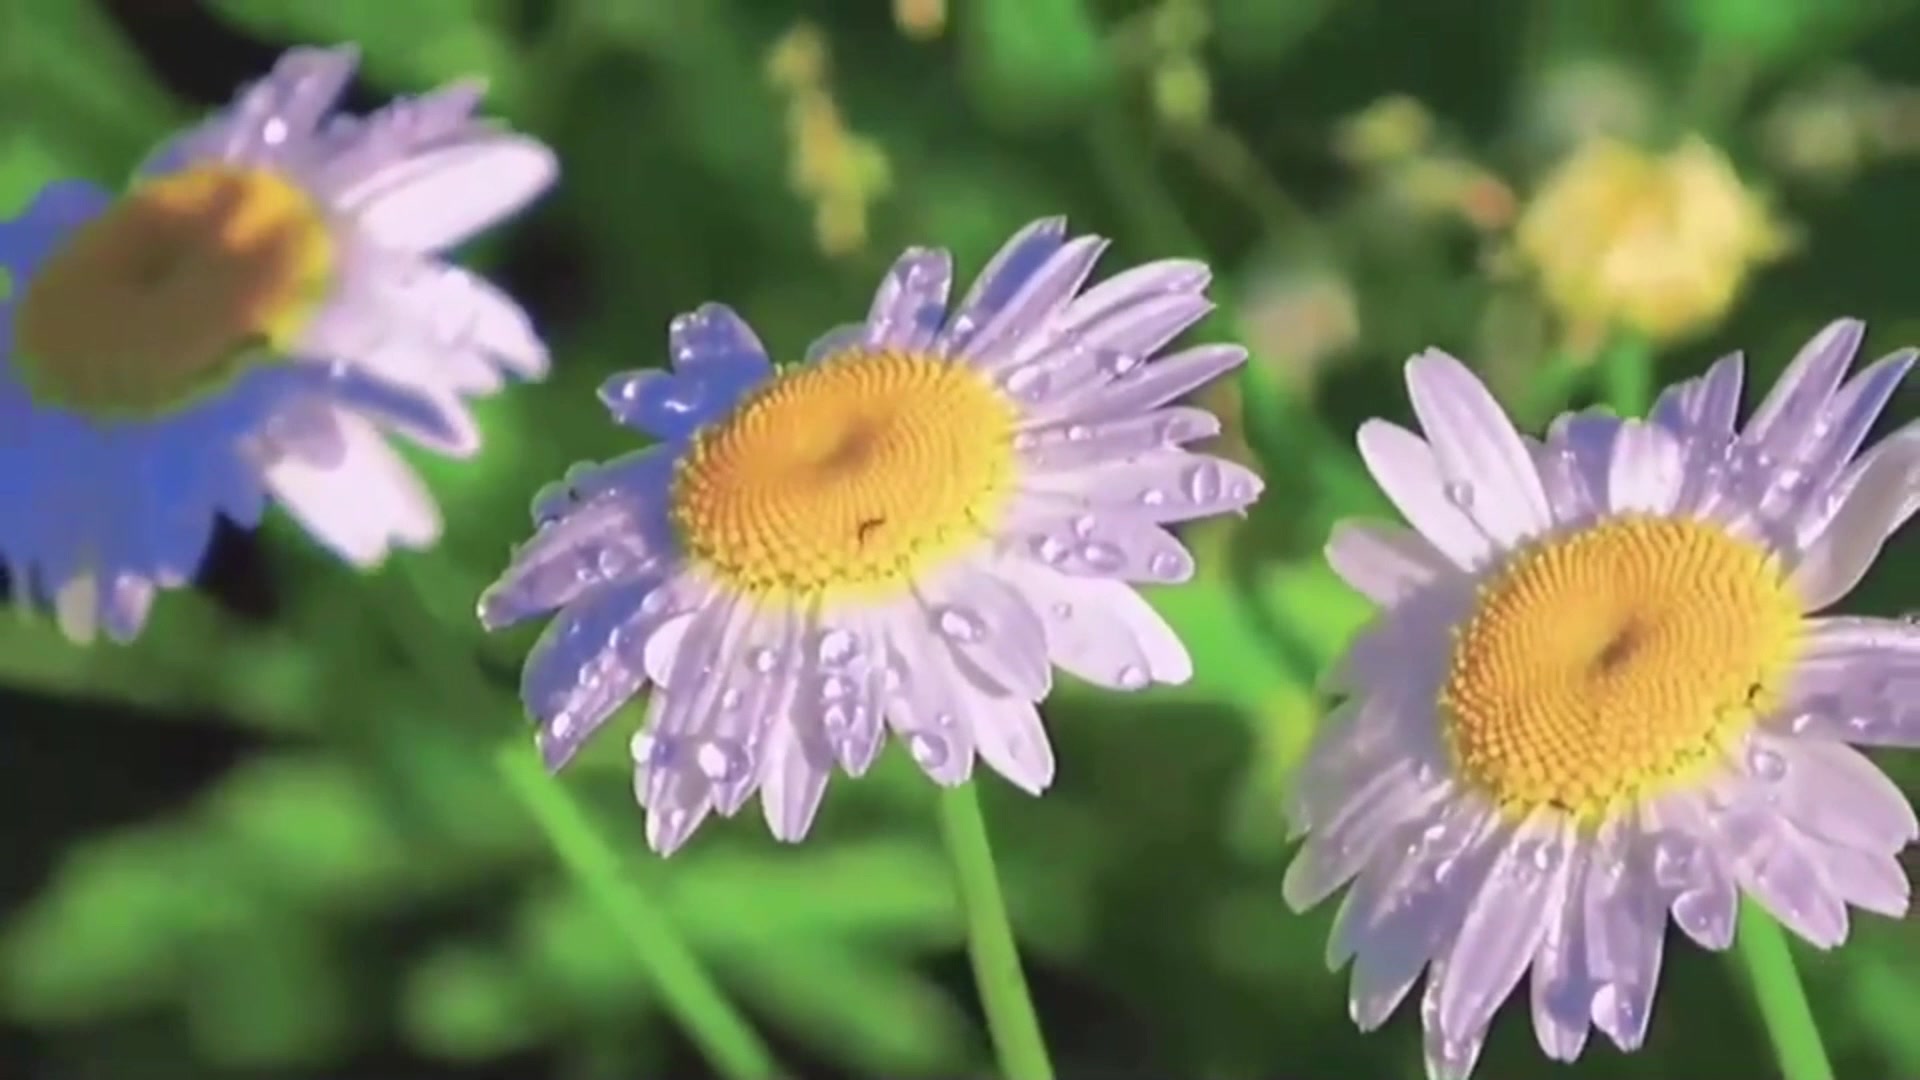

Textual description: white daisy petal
[1651,350,1745,446]
[479,494,672,629]
[262,412,441,566]
[957,235,1108,367]
[1800,841,1911,918]
[1017,405,1218,471]
[1355,420,1493,568]
[1281,756,1447,911]
[942,216,1067,351]
[1055,259,1212,340]
[1324,521,1451,606]
[1538,410,1619,523]
[884,614,979,786]
[1005,498,1195,584]
[1581,824,1665,1051]
[1606,419,1686,516]
[919,562,1052,700]
[1404,348,1553,546]
[521,580,657,769]
[1018,450,1263,525]
[343,135,557,253]
[761,719,834,842]
[995,559,1190,688]
[1787,431,1920,609]
[1762,736,1918,853]
[1434,814,1569,1044]
[1529,849,1597,1062]
[798,613,890,776]
[1743,318,1864,461]
[965,691,1057,796]
[863,247,954,352]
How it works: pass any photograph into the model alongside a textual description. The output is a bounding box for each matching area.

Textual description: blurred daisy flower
[482,217,1262,854]
[0,45,554,642]
[1287,320,1920,1079]
[1515,136,1791,348]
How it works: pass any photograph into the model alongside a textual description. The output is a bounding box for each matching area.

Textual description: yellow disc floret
[11,164,334,418]
[1440,515,1802,823]
[669,349,1019,599]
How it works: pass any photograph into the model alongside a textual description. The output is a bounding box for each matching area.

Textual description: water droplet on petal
[696,739,748,782]
[1140,489,1166,507]
[1747,745,1787,781]
[1652,834,1699,888]
[1443,481,1475,510]
[936,606,986,642]
[1184,462,1223,503]
[749,647,778,673]
[820,675,854,701]
[1003,364,1050,401]
[1078,542,1125,572]
[1033,536,1068,565]
[1050,602,1072,619]
[817,628,856,665]
[1071,514,1095,538]
[1148,551,1187,579]
[1066,424,1091,441]
[1116,665,1149,690]
[908,731,950,768]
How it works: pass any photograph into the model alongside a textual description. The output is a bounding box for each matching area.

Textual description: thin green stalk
[1599,332,1653,416]
[1735,900,1836,1080]
[937,782,1055,1080]
[494,740,779,1080]
[382,563,780,1080]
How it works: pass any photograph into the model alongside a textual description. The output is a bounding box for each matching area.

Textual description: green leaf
[401,942,545,1061]
[180,917,355,1069]
[960,0,1115,132]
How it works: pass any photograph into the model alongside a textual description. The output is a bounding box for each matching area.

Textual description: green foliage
[3,0,1920,1078]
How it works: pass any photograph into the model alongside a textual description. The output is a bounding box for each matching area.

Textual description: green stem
[382,562,780,1080]
[494,741,779,1080]
[1599,332,1653,416]
[1735,900,1836,1080]
[937,783,1055,1080]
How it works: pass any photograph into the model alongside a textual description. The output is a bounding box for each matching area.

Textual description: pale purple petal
[993,560,1191,688]
[1581,822,1665,1051]
[863,247,953,352]
[797,612,890,776]
[1530,848,1597,1061]
[1606,419,1686,516]
[883,613,979,786]
[917,562,1052,700]
[1355,420,1493,569]
[1742,319,1864,463]
[1027,344,1245,427]
[1282,755,1448,911]
[942,217,1067,352]
[1003,496,1195,583]
[956,235,1108,366]
[1017,406,1220,472]
[1403,349,1553,546]
[1787,433,1920,609]
[1323,521,1452,606]
[1432,816,1569,1043]
[1016,451,1262,525]
[341,135,556,252]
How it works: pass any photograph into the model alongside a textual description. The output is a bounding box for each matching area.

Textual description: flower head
[1287,320,1920,1079]
[482,217,1263,854]
[1515,136,1790,346]
[0,45,555,641]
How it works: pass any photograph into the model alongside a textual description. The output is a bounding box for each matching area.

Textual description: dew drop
[820,674,854,701]
[549,712,576,740]
[937,607,986,642]
[1528,841,1561,872]
[1004,364,1051,401]
[1115,665,1149,690]
[1050,602,1072,619]
[1746,745,1787,781]
[719,688,743,710]
[1077,542,1125,572]
[749,647,778,673]
[1071,514,1096,538]
[1184,462,1223,503]
[1652,834,1698,888]
[1148,551,1188,579]
[1443,481,1475,509]
[696,740,748,782]
[1140,489,1167,507]
[1033,536,1069,565]
[907,731,950,768]
[817,628,856,665]
[1066,424,1092,441]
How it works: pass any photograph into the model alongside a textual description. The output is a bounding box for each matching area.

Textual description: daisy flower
[1284,319,1920,1078]
[481,217,1263,854]
[0,45,555,642]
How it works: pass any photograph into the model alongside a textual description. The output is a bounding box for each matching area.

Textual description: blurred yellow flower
[1516,137,1791,345]
[893,0,947,40]
[1334,95,1434,168]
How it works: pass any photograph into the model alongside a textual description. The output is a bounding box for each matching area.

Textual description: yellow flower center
[669,349,1019,599]
[1439,516,1802,824]
[10,164,334,418]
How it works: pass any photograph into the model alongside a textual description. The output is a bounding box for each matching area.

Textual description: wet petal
[668,303,775,382]
[943,217,1067,352]
[883,613,978,786]
[1530,849,1597,1061]
[1766,737,1917,853]
[1355,420,1492,569]
[796,613,889,776]
[480,497,671,629]
[1652,350,1744,447]
[1017,451,1262,525]
[1016,406,1220,473]
[863,247,953,352]
[1404,349,1553,546]
[919,563,1051,700]
[956,235,1107,367]
[1026,343,1245,426]
[1434,816,1569,1043]
[1324,521,1452,606]
[760,719,833,841]
[1607,419,1686,516]
[1004,498,1195,583]
[1538,410,1619,524]
[1282,756,1447,911]
[994,561,1191,688]
[965,692,1056,795]
[1788,432,1919,609]
[1743,319,1864,463]
[1581,823,1665,1051]
[519,580,657,769]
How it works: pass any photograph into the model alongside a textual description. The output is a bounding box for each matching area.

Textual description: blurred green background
[0,0,1916,1077]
